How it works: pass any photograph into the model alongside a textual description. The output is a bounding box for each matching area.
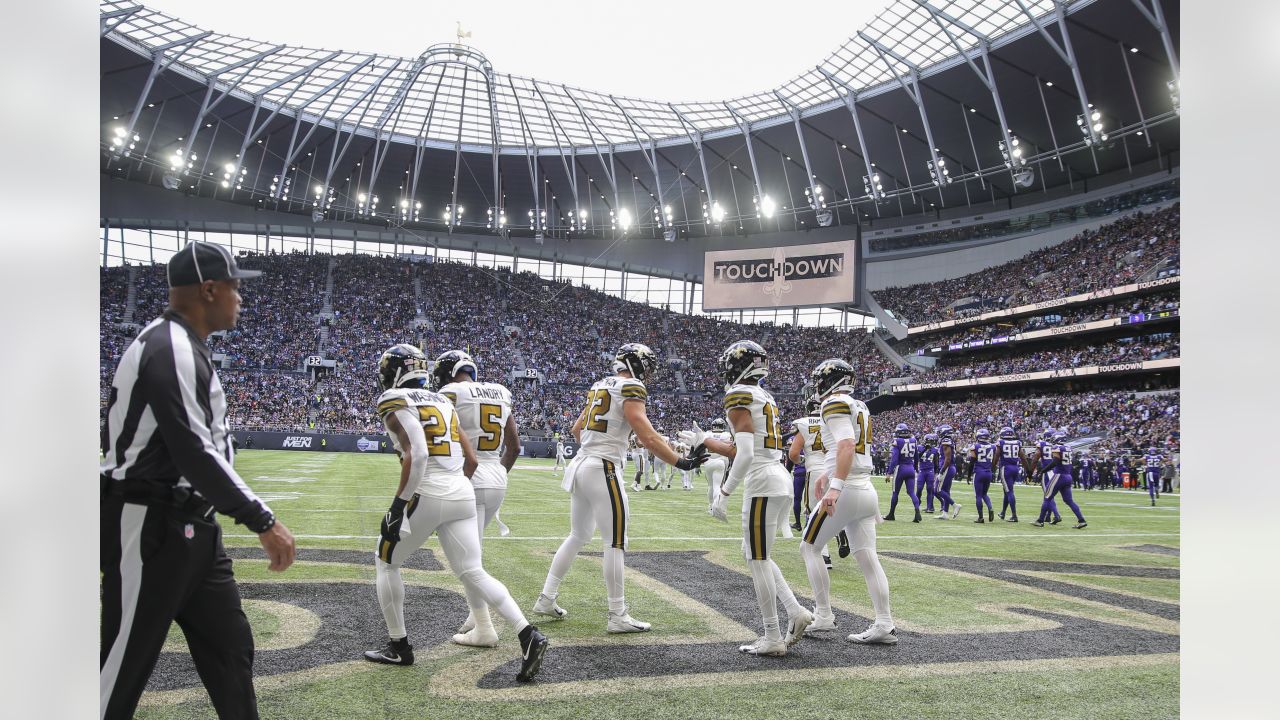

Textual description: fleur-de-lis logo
[761,247,792,304]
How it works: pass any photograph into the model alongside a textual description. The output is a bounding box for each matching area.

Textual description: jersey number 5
[584,389,611,433]
[418,406,461,456]
[476,403,503,452]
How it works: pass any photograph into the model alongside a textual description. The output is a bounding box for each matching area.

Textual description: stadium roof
[101,0,1180,236]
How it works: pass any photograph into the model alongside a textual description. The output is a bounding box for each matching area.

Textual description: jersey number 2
[418,406,461,456]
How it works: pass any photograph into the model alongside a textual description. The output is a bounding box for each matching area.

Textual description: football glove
[381,496,409,543]
[674,452,708,472]
[709,491,728,523]
[677,423,706,450]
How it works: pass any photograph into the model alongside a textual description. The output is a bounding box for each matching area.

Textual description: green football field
[137,451,1180,720]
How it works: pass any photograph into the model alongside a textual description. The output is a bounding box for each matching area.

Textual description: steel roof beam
[322,60,402,190]
[1011,0,1097,144]
[723,104,765,206]
[532,85,582,216]
[817,68,879,208]
[859,31,947,206]
[773,91,821,212]
[914,1,1017,183]
[115,31,213,153]
[507,77,544,237]
[177,50,282,163]
[100,5,143,37]
[611,97,665,230]
[670,106,716,227]
[1128,0,1178,78]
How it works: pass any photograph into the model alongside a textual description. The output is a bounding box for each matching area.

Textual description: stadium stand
[872,204,1180,325]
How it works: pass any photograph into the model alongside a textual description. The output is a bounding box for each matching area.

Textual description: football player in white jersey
[799,358,896,645]
[787,395,847,567]
[629,436,646,492]
[701,418,732,513]
[432,349,521,644]
[362,344,548,682]
[682,340,813,657]
[675,440,695,490]
[554,435,567,471]
[533,343,707,632]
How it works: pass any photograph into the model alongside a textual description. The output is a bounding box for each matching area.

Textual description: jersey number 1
[762,402,783,450]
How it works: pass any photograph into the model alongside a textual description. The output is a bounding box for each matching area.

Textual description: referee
[100,241,296,720]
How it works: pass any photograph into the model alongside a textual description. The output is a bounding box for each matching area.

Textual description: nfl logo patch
[184,523,195,540]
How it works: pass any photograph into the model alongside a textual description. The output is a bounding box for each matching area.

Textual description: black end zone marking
[478,550,1178,688]
[146,582,463,692]
[224,546,444,571]
[1119,544,1180,557]
[880,552,1179,621]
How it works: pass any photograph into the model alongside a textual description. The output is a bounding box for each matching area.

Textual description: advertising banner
[702,240,857,311]
[890,358,1179,393]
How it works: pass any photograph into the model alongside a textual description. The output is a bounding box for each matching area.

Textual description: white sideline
[225,531,1180,541]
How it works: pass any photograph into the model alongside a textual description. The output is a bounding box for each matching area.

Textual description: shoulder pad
[619,378,648,400]
[376,389,411,418]
[723,385,754,410]
[437,382,462,404]
[820,394,853,419]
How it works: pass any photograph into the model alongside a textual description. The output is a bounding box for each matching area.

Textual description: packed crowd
[867,179,1179,253]
[871,387,1180,459]
[872,204,1180,325]
[900,290,1181,356]
[101,253,897,435]
[918,332,1180,382]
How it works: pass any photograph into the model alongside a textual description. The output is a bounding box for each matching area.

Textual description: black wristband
[249,512,276,534]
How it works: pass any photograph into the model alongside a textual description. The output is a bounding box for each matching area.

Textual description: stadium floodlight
[709,202,726,224]
[1167,79,1180,115]
[804,185,826,210]
[443,204,462,226]
[1077,110,1109,146]
[618,208,632,231]
[755,194,776,218]
[927,158,951,186]
[862,173,884,201]
[999,135,1027,169]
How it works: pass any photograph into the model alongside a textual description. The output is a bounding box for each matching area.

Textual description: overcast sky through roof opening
[142,0,892,102]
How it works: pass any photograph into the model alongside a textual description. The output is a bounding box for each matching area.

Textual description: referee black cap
[167,242,263,287]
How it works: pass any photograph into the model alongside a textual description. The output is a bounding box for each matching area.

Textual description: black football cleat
[364,638,414,666]
[1006,516,1019,523]
[884,512,896,522]
[1051,517,1062,525]
[973,516,985,524]
[516,625,549,682]
[913,509,922,523]
[988,508,995,522]
[837,531,851,558]
[1073,521,1088,529]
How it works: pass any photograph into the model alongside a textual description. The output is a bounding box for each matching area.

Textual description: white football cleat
[531,593,567,620]
[848,623,898,645]
[784,608,815,646]
[456,614,476,634]
[607,611,652,633]
[950,503,962,519]
[934,511,950,520]
[809,611,838,632]
[738,636,788,656]
[451,626,499,648]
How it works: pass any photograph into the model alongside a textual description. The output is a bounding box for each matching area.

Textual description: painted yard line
[225,531,1180,541]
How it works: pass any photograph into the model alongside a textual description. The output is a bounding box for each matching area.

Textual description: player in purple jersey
[884,424,922,523]
[1029,429,1062,524]
[965,429,996,523]
[1032,432,1087,529]
[932,426,960,520]
[1142,447,1163,506]
[1078,451,1096,490]
[916,434,939,521]
[993,427,1021,522]
[931,422,962,517]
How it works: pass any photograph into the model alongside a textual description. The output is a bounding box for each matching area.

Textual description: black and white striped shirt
[101,310,273,530]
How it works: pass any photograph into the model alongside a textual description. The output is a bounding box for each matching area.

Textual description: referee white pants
[374,494,526,639]
[542,456,633,614]
[800,481,893,627]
